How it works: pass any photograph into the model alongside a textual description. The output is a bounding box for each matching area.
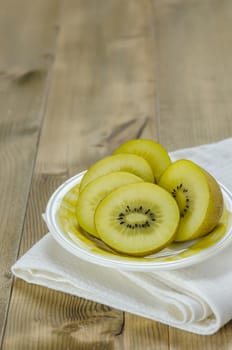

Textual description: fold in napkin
[12,138,232,335]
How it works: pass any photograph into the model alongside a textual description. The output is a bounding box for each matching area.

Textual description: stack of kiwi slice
[75,139,224,256]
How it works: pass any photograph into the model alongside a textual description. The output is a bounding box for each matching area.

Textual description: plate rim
[45,172,232,271]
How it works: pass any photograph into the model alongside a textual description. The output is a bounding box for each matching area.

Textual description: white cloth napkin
[12,138,232,335]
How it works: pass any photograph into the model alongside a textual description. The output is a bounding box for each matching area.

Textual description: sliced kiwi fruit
[158,159,224,242]
[76,171,144,238]
[94,182,180,256]
[113,139,171,182]
[79,153,154,192]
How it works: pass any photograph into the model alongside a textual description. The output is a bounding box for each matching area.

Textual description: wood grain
[0,0,59,344]
[153,0,232,151]
[169,323,232,350]
[1,0,164,349]
[121,313,169,350]
[3,281,123,350]
[1,0,232,348]
[152,0,232,348]
[36,0,158,176]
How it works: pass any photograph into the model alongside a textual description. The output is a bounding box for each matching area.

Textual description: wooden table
[1,0,232,348]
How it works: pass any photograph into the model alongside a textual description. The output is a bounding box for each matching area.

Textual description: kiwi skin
[196,168,224,237]
[158,159,224,242]
[79,153,154,191]
[76,171,144,238]
[113,138,171,182]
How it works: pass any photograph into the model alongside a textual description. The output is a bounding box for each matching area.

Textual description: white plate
[45,172,232,271]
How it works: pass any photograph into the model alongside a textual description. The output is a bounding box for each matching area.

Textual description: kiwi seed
[171,183,191,218]
[116,205,156,229]
[158,159,223,242]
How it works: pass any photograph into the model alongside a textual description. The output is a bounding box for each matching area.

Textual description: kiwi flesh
[94,182,180,256]
[158,159,224,242]
[113,139,171,182]
[79,153,154,192]
[76,171,143,238]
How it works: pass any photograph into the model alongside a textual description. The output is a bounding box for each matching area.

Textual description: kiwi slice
[79,153,154,191]
[158,159,224,242]
[76,171,143,238]
[113,139,171,182]
[94,182,180,256]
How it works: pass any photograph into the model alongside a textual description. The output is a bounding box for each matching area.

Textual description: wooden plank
[168,325,232,350]
[2,174,124,350]
[121,314,169,350]
[36,0,159,176]
[0,0,60,344]
[152,0,232,347]
[153,0,232,151]
[3,278,124,349]
[2,0,169,349]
